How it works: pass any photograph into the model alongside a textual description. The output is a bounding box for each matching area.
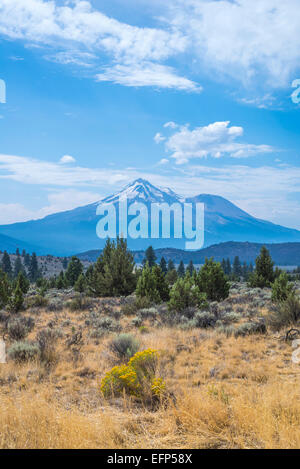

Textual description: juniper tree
[233,256,242,279]
[167,259,175,272]
[1,251,12,278]
[143,246,157,268]
[74,273,87,308]
[16,271,30,294]
[271,271,293,303]
[196,258,230,302]
[226,258,231,275]
[249,246,275,288]
[89,238,136,297]
[168,273,207,313]
[136,262,161,303]
[0,269,11,308]
[187,260,195,276]
[28,253,40,282]
[159,256,167,275]
[177,260,185,278]
[14,255,24,278]
[65,256,83,287]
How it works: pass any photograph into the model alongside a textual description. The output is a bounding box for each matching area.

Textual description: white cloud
[168,0,300,88]
[158,158,169,165]
[1,1,299,93]
[95,62,200,91]
[59,154,76,164]
[156,121,274,163]
[0,0,197,91]
[164,121,179,129]
[46,50,96,67]
[154,133,166,144]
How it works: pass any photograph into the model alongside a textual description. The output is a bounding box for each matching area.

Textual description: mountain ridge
[0,178,300,255]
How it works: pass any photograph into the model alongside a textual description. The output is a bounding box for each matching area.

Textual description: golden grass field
[1,288,300,449]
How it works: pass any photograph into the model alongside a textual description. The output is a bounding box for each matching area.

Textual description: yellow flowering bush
[101,349,166,401]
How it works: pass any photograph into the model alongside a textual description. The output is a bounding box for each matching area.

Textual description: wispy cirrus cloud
[155,121,275,164]
[0,0,197,91]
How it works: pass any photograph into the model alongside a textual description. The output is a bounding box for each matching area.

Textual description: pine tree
[1,251,12,277]
[74,273,87,308]
[143,246,157,268]
[24,253,31,268]
[62,257,68,269]
[177,260,185,278]
[28,253,40,282]
[221,258,227,274]
[165,268,178,286]
[88,238,136,297]
[233,256,242,279]
[196,258,230,301]
[242,261,248,279]
[136,262,161,303]
[167,259,175,271]
[8,283,24,314]
[271,272,293,303]
[159,257,167,275]
[187,260,195,276]
[226,258,231,275]
[0,269,11,308]
[152,265,170,302]
[168,273,207,313]
[56,271,66,290]
[65,256,83,287]
[249,246,275,288]
[16,248,20,256]
[21,249,26,258]
[14,255,24,278]
[16,271,30,294]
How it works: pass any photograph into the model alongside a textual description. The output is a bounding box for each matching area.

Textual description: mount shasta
[0,179,300,256]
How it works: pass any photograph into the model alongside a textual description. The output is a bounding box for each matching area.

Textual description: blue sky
[0,0,300,228]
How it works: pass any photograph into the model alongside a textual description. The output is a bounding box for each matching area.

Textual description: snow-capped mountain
[102,179,183,204]
[0,178,300,255]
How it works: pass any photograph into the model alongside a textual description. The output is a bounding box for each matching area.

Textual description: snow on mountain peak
[102,179,182,204]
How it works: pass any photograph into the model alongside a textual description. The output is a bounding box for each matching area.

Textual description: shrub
[192,311,217,328]
[221,312,241,324]
[7,318,30,341]
[68,296,92,311]
[36,328,59,367]
[269,293,300,330]
[120,295,151,315]
[7,286,24,313]
[271,272,294,303]
[8,341,39,363]
[101,349,165,403]
[138,307,159,320]
[217,325,236,337]
[168,275,207,313]
[90,315,121,338]
[109,333,140,362]
[234,321,266,337]
[27,295,48,308]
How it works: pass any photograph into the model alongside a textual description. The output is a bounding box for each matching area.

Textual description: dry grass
[1,292,300,449]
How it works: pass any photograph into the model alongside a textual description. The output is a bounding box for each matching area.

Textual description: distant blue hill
[0,179,300,256]
[0,233,41,254]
